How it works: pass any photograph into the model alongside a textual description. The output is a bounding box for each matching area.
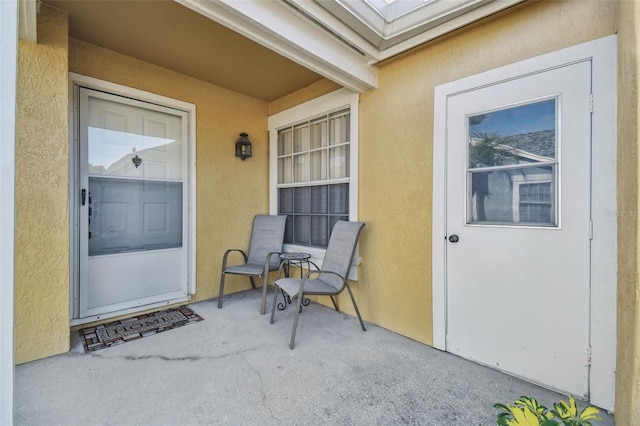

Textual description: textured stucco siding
[615,0,640,422]
[15,4,70,364]
[13,0,640,421]
[355,0,616,346]
[269,3,634,417]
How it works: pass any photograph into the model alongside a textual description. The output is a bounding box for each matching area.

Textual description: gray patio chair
[270,221,366,349]
[218,214,286,314]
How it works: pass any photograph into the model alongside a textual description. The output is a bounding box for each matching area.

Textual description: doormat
[78,306,203,353]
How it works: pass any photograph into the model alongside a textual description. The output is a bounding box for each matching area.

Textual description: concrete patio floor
[15,290,615,425]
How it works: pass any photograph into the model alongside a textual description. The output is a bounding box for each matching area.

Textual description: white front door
[444,62,592,397]
[78,87,189,318]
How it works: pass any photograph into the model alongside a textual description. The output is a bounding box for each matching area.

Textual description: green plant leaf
[567,397,579,418]
[496,395,602,426]
[514,396,549,420]
[497,415,511,426]
[579,406,601,421]
[552,402,570,420]
[511,406,542,425]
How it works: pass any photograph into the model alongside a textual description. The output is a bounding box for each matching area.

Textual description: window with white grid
[269,89,358,253]
[277,110,350,247]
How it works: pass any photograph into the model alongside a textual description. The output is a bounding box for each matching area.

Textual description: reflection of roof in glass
[503,129,555,158]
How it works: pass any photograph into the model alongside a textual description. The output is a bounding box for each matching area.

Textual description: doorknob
[448,235,459,243]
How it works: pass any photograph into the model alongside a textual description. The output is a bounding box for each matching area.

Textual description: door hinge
[586,346,592,366]
[588,220,593,240]
[589,93,594,113]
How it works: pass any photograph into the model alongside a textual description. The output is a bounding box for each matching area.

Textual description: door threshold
[70,295,192,327]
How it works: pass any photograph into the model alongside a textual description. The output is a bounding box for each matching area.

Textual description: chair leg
[218,272,227,309]
[329,295,339,311]
[249,276,256,289]
[260,273,269,315]
[289,292,305,349]
[345,284,366,332]
[270,284,279,324]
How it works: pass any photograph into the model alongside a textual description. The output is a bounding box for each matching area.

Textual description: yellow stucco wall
[615,0,640,422]
[268,79,341,116]
[268,7,635,418]
[268,5,640,418]
[354,0,617,345]
[15,5,70,364]
[15,8,271,363]
[15,1,640,420]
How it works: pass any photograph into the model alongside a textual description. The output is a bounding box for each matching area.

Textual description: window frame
[513,176,555,224]
[269,89,359,276]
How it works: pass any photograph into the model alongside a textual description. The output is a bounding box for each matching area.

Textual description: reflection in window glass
[467,99,558,226]
[468,166,555,225]
[519,182,553,223]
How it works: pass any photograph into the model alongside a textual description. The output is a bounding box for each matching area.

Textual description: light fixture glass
[235,132,252,161]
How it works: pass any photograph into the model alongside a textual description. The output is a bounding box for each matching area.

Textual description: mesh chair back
[318,221,365,290]
[246,215,287,269]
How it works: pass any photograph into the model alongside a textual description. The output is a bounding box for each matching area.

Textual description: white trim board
[432,35,617,410]
[0,1,18,423]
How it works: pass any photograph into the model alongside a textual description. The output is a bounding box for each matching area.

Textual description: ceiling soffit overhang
[176,0,379,93]
[177,0,526,94]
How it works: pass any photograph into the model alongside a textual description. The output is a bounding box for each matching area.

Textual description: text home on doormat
[79,306,203,352]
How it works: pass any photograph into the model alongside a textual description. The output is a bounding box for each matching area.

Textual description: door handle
[448,235,459,243]
[81,188,86,206]
[89,192,93,239]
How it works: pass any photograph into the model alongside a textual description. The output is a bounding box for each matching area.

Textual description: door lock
[448,235,459,243]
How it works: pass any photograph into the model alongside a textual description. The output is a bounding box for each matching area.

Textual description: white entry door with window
[444,62,592,397]
[433,37,617,409]
[76,86,192,319]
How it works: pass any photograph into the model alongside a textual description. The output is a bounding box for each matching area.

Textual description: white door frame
[0,0,18,422]
[68,73,197,324]
[432,35,617,410]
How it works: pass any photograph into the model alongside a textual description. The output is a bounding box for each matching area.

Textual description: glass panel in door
[466,99,558,226]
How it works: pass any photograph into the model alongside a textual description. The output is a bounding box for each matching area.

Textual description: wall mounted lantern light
[235,132,252,161]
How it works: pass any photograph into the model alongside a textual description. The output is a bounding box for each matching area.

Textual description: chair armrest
[276,260,287,279]
[264,251,282,272]
[301,270,345,281]
[307,260,320,271]
[301,269,322,280]
[221,249,248,270]
[297,270,346,296]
